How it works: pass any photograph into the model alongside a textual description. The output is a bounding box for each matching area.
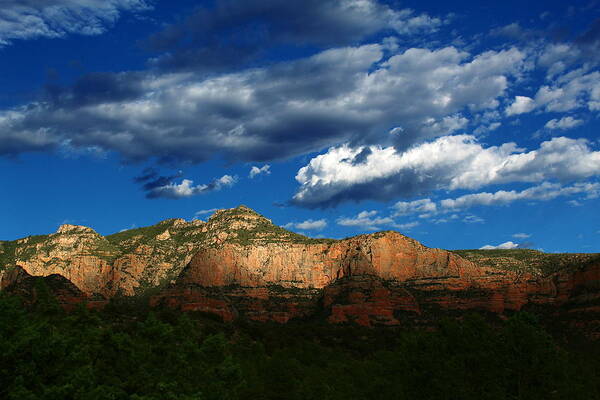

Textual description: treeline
[1,286,599,400]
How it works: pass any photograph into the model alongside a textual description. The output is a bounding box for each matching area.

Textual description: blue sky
[1,0,599,252]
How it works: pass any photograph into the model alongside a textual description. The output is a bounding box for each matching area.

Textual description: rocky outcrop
[7,225,118,297]
[1,206,600,334]
[0,219,214,297]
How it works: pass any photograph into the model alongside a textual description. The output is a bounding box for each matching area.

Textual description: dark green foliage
[1,292,600,400]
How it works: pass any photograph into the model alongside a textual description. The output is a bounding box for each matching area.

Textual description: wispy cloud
[136,173,237,199]
[392,221,420,230]
[337,210,394,231]
[283,219,327,230]
[0,0,152,46]
[440,182,600,210]
[463,215,484,224]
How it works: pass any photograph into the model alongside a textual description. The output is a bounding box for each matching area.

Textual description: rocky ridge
[1,206,599,334]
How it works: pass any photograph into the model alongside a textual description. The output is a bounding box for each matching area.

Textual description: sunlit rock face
[1,206,599,334]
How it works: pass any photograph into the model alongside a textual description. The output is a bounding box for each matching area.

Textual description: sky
[1,0,599,252]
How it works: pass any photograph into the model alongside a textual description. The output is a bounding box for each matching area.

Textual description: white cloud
[392,221,420,230]
[531,70,600,113]
[283,219,327,230]
[512,233,531,239]
[440,182,600,210]
[392,199,437,216]
[147,175,236,199]
[0,0,150,46]
[544,116,583,130]
[249,165,271,178]
[480,241,519,250]
[0,44,527,163]
[293,135,600,207]
[337,210,393,230]
[505,96,536,116]
[431,214,460,224]
[537,43,581,78]
[473,121,501,135]
[463,215,484,224]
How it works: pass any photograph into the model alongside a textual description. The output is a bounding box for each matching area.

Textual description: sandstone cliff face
[1,206,599,333]
[8,225,118,297]
[179,232,493,289]
[159,226,543,326]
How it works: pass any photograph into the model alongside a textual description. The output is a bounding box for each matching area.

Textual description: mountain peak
[208,205,269,223]
[56,224,98,235]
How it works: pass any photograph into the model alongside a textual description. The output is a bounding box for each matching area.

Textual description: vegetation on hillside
[1,287,600,400]
[208,206,336,246]
[452,249,600,276]
[0,235,51,269]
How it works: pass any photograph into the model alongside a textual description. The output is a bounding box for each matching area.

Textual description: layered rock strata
[1,206,599,333]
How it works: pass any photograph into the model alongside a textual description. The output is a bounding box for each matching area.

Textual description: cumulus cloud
[0,0,151,46]
[0,44,526,163]
[249,165,271,178]
[381,181,599,220]
[544,116,583,130]
[283,219,327,230]
[480,241,519,250]
[144,175,236,199]
[336,210,393,230]
[521,70,600,114]
[145,0,444,72]
[505,96,536,116]
[293,135,600,208]
[542,71,600,112]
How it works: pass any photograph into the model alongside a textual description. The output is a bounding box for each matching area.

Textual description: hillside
[0,205,599,336]
[452,249,600,276]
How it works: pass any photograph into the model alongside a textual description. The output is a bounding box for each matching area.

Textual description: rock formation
[1,205,599,335]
